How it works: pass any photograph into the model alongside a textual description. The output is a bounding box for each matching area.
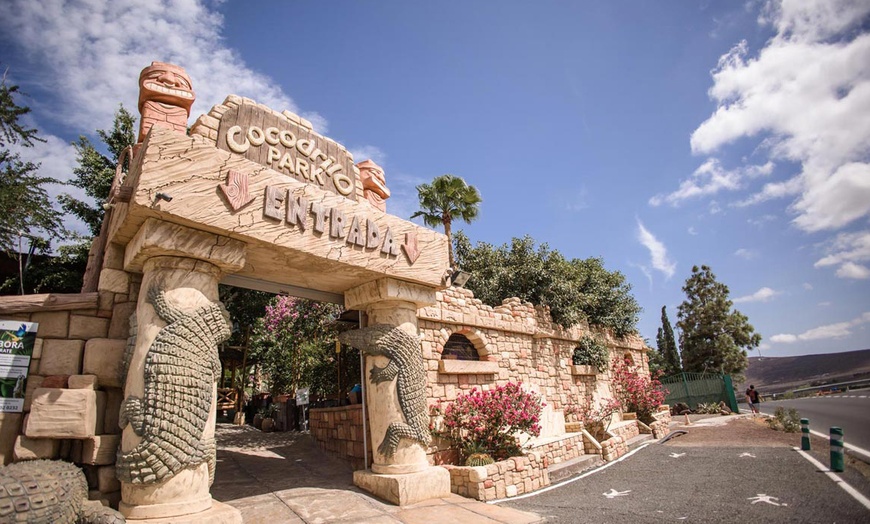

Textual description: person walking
[746,385,761,415]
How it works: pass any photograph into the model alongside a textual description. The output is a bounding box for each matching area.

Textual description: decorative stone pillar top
[345,278,437,311]
[124,219,246,275]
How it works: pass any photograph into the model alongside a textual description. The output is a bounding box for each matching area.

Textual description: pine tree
[655,305,681,376]
[676,265,760,375]
[0,73,63,293]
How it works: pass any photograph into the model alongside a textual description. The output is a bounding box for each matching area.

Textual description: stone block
[26,388,98,439]
[28,359,39,374]
[69,315,110,339]
[353,466,450,506]
[32,338,43,359]
[82,338,125,388]
[97,465,121,493]
[32,311,69,338]
[506,484,518,497]
[39,339,84,376]
[69,374,99,390]
[0,413,23,465]
[80,434,121,465]
[108,302,136,339]
[95,390,106,435]
[103,388,123,435]
[13,435,60,461]
[41,375,69,388]
[98,268,130,294]
[23,375,43,411]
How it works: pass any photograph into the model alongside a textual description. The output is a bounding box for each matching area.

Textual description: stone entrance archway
[101,63,451,521]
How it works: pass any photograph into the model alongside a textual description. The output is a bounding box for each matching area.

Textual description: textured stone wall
[309,405,372,471]
[0,242,137,508]
[443,452,549,501]
[418,286,649,436]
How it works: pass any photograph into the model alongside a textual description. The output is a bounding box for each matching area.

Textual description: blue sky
[1,1,868,358]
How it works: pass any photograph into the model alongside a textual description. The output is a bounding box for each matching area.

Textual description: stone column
[118,219,245,522]
[344,278,450,505]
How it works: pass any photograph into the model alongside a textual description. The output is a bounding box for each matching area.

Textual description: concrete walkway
[211,424,543,524]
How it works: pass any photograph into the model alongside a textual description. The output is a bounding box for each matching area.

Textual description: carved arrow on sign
[219,170,255,211]
[402,231,421,265]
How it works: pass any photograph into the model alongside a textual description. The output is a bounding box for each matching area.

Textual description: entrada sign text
[264,186,402,258]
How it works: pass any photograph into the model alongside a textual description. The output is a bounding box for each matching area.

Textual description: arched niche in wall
[437,327,499,375]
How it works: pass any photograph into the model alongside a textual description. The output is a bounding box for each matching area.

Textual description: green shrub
[696,402,720,414]
[572,336,609,372]
[767,407,800,433]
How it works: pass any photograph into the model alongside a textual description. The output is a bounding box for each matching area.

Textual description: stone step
[547,454,604,483]
[625,433,654,450]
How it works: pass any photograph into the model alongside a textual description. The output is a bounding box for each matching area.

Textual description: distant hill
[743,348,870,393]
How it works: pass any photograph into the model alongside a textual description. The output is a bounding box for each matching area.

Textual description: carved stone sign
[217,103,357,199]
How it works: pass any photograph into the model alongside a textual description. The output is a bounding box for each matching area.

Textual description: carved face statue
[357,159,390,211]
[138,61,195,113]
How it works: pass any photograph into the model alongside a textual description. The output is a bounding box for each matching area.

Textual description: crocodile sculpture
[338,325,431,457]
[116,287,230,485]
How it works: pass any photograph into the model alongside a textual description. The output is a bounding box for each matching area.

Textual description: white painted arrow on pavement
[603,489,631,499]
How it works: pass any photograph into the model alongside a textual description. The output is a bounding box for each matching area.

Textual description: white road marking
[489,441,654,503]
[669,452,685,458]
[740,452,756,458]
[794,447,870,511]
[603,488,631,498]
[808,429,870,461]
[748,494,786,506]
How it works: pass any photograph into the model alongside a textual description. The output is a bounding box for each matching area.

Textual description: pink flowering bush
[610,356,668,424]
[565,395,622,441]
[434,382,543,461]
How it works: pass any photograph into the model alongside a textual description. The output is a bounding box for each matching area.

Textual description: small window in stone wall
[441,333,480,361]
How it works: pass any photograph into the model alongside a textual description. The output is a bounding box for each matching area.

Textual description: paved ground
[501,415,870,523]
[212,416,870,523]
[211,423,543,524]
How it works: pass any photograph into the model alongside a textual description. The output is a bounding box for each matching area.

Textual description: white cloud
[818,301,831,307]
[0,0,323,135]
[814,230,870,279]
[636,220,676,279]
[836,261,870,279]
[649,158,773,207]
[747,214,777,227]
[770,311,870,343]
[687,226,698,235]
[734,248,758,260]
[349,146,387,167]
[803,282,813,290]
[689,0,870,234]
[734,286,780,303]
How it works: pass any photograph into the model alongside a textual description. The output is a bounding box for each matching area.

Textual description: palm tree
[411,174,482,268]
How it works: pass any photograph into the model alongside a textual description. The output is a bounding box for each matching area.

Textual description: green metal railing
[660,372,739,413]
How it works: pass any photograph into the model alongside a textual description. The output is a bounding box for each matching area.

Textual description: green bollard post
[830,427,844,472]
[801,418,811,450]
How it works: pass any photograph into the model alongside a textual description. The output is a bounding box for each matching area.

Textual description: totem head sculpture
[136,61,196,148]
[357,159,391,212]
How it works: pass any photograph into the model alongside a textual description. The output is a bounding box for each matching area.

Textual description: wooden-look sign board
[216,104,357,200]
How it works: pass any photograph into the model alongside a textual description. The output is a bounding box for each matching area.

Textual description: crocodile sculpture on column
[338,325,431,457]
[116,287,230,485]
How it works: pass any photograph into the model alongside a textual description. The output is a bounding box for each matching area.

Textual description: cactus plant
[465,453,495,467]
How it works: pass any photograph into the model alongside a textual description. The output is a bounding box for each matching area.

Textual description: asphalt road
[500,443,869,523]
[758,393,870,457]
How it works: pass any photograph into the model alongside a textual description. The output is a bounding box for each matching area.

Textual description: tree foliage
[453,231,641,336]
[676,265,761,376]
[0,76,63,260]
[655,306,681,376]
[60,105,135,236]
[411,174,481,268]
[250,296,344,396]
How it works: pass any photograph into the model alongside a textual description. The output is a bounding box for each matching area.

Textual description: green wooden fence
[660,372,739,413]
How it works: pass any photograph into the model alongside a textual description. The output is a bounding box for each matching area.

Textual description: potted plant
[571,336,609,376]
[260,404,279,432]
